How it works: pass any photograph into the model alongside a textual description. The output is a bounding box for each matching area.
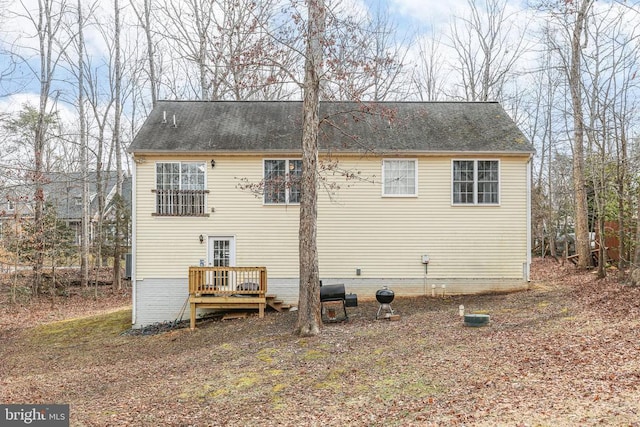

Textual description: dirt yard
[1,259,640,426]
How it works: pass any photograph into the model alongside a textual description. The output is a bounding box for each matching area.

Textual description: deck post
[190,303,196,330]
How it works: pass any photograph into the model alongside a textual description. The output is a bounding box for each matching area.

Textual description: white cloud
[0,92,77,126]
[0,93,41,114]
[388,0,468,30]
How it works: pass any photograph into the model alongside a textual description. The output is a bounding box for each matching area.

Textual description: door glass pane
[213,240,230,267]
[212,239,231,289]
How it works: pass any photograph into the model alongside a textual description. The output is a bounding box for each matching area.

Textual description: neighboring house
[44,172,118,245]
[102,174,133,251]
[0,172,131,247]
[0,188,30,244]
[128,100,535,328]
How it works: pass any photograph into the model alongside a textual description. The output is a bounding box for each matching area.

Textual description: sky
[0,0,552,119]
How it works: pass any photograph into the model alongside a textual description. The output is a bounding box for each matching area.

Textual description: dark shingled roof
[128,101,534,155]
[43,172,121,220]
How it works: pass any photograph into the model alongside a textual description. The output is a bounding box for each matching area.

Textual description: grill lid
[376,287,394,304]
[320,284,346,302]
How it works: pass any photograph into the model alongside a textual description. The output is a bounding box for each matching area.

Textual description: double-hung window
[264,159,302,204]
[452,160,499,205]
[383,159,417,197]
[155,162,207,216]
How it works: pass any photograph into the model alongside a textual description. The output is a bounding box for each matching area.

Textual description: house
[128,100,535,328]
[0,172,131,247]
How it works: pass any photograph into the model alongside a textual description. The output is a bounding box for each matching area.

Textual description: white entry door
[207,237,236,290]
[208,236,236,267]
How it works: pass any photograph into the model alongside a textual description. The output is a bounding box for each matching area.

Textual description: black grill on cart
[319,283,357,322]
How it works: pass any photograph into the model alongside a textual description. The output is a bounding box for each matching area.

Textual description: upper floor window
[155,162,207,216]
[452,160,499,205]
[383,159,417,197]
[264,159,301,204]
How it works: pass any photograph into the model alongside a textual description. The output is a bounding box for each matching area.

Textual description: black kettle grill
[375,286,395,319]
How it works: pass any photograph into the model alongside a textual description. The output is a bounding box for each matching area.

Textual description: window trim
[263,158,302,205]
[382,158,418,197]
[451,159,500,206]
[154,161,209,217]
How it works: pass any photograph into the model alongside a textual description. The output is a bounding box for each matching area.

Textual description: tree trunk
[113,0,123,290]
[295,0,325,337]
[142,0,157,107]
[78,0,89,288]
[33,0,57,295]
[629,185,640,286]
[569,0,593,269]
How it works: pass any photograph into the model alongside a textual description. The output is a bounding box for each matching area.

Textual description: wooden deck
[189,266,280,329]
[566,242,607,266]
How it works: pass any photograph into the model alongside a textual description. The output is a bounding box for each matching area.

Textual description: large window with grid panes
[263,159,302,204]
[452,160,499,205]
[155,162,208,216]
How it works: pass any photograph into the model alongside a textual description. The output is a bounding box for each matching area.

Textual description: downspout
[131,159,138,325]
[525,154,532,282]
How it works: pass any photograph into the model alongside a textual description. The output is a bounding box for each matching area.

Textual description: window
[383,159,417,196]
[264,159,302,204]
[155,162,207,216]
[452,160,499,205]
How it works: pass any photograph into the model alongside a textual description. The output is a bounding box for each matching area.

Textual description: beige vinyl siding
[134,154,529,283]
[315,156,527,280]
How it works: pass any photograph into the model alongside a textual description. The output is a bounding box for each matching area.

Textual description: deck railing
[188,266,267,297]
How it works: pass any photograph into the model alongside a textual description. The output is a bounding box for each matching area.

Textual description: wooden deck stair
[266,294,291,312]
[188,266,291,329]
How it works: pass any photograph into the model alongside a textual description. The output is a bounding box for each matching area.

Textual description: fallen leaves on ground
[1,258,640,426]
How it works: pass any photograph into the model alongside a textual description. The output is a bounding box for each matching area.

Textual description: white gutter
[525,155,532,281]
[131,158,138,325]
[132,150,535,157]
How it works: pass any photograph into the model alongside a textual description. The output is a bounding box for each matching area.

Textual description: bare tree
[153,0,298,101]
[521,43,564,257]
[449,0,528,101]
[10,0,71,292]
[581,5,629,277]
[539,0,595,268]
[129,0,159,107]
[568,0,594,269]
[84,47,114,271]
[157,0,213,99]
[77,0,90,287]
[412,34,448,101]
[112,0,124,290]
[320,1,410,101]
[296,0,325,337]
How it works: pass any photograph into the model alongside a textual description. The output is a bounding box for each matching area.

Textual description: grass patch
[302,349,327,361]
[29,309,131,347]
[257,348,278,363]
